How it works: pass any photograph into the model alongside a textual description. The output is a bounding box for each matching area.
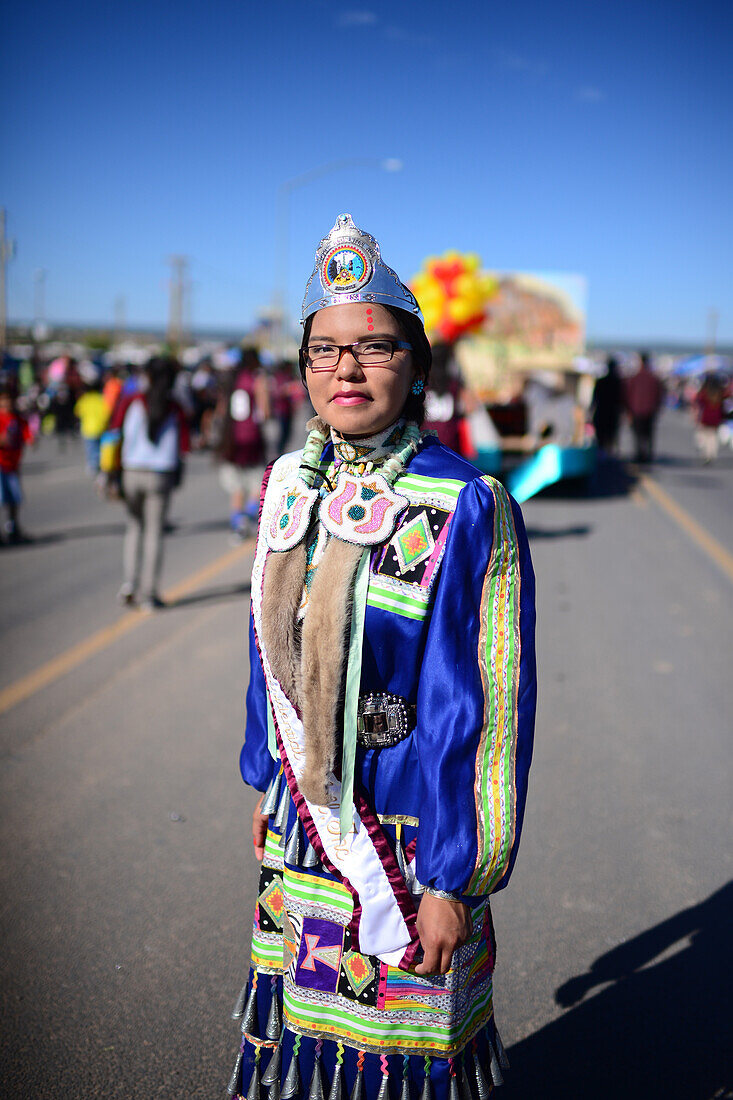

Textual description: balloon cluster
[410,252,498,343]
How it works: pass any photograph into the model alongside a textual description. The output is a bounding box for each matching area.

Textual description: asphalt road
[1,409,731,1099]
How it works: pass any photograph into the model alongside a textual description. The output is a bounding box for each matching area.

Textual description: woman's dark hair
[144,355,179,443]
[428,342,455,396]
[299,305,432,425]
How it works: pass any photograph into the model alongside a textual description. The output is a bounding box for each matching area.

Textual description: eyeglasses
[301,338,413,372]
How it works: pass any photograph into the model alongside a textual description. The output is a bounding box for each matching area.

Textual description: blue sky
[2,0,731,344]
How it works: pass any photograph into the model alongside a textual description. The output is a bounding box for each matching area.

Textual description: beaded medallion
[266,477,320,552]
[319,471,409,547]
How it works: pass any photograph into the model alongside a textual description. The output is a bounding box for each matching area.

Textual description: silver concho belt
[356,693,416,748]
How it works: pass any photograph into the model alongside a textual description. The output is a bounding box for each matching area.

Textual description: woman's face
[305,303,415,438]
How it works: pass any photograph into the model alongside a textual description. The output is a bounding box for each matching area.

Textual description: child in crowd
[0,379,34,544]
[74,367,111,479]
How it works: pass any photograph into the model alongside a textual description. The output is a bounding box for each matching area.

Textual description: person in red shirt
[624,351,665,463]
[215,347,270,541]
[0,378,34,544]
[694,373,725,464]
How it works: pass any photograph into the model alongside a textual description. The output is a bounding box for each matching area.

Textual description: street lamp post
[274,158,402,357]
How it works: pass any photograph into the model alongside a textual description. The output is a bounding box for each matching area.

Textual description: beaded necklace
[265,418,422,553]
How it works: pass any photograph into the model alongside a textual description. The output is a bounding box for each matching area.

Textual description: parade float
[410,252,596,501]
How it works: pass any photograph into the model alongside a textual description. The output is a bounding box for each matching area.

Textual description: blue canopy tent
[671,354,733,377]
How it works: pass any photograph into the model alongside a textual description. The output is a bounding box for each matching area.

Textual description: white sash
[251,452,413,965]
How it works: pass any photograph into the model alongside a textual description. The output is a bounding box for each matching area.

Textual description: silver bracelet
[423,886,463,903]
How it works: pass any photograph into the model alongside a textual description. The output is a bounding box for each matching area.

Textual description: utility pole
[0,209,17,354]
[33,268,48,341]
[113,294,127,342]
[705,308,718,355]
[167,255,188,351]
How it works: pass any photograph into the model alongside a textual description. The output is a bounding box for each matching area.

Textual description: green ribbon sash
[267,695,277,760]
[340,548,370,839]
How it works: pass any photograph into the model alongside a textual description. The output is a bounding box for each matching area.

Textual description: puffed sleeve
[414,475,536,897]
[239,460,278,793]
[239,612,274,792]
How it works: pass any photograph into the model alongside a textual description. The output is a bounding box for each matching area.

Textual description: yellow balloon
[418,284,445,309]
[455,273,477,297]
[422,304,441,331]
[447,297,473,323]
[463,253,481,272]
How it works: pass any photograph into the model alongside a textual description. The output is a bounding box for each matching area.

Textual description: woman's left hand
[252,794,268,861]
[414,893,472,975]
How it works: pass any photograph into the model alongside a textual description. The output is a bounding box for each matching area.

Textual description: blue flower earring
[411,378,425,396]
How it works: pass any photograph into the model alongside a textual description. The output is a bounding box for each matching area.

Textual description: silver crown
[301,213,422,324]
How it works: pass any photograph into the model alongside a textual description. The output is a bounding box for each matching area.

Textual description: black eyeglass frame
[300,339,413,372]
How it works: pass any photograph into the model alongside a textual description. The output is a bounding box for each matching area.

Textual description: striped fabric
[284,865,354,923]
[468,478,522,894]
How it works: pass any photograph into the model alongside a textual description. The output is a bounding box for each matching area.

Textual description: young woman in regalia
[226,214,536,1100]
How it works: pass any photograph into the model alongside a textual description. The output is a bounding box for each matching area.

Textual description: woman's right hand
[414,892,472,975]
[252,794,268,861]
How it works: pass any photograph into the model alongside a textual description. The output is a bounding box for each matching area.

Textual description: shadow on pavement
[653,453,733,471]
[507,880,733,1099]
[523,456,638,502]
[15,518,233,546]
[525,524,592,540]
[172,518,232,536]
[168,581,251,609]
[16,522,127,545]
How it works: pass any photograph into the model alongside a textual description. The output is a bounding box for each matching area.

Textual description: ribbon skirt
[225,780,508,1100]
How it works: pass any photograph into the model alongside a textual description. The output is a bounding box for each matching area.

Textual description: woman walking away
[108,355,189,611]
[694,373,724,464]
[225,215,536,1100]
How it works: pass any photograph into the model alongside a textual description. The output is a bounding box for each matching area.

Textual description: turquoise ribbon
[340,549,370,839]
[267,695,277,760]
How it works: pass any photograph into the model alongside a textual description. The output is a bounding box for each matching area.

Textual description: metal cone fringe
[281,1051,301,1100]
[232,981,249,1020]
[261,1044,282,1087]
[274,785,290,832]
[265,991,281,1041]
[227,1049,243,1096]
[376,1074,390,1100]
[419,1073,433,1100]
[473,1048,491,1100]
[284,820,301,865]
[487,1044,503,1088]
[302,842,319,868]
[327,1062,345,1100]
[261,771,282,816]
[349,1069,365,1100]
[246,1058,262,1100]
[241,985,259,1037]
[308,1057,325,1100]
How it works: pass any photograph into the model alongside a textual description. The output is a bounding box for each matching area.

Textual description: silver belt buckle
[357,694,409,747]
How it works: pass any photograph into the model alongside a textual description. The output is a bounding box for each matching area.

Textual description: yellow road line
[639,473,733,584]
[0,539,254,716]
[630,485,648,509]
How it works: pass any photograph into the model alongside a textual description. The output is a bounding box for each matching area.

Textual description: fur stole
[260,529,364,804]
